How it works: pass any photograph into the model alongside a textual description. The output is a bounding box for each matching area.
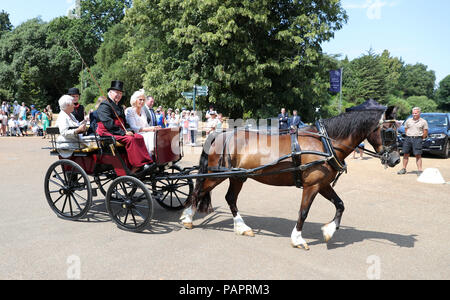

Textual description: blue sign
[329,69,342,93]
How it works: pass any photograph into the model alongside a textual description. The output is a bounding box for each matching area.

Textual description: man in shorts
[397,107,428,175]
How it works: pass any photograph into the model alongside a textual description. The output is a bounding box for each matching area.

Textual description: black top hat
[67,87,80,95]
[107,80,124,92]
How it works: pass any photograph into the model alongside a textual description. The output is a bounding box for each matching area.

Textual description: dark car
[397,112,450,158]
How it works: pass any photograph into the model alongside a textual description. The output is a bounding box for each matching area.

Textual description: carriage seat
[46,127,124,155]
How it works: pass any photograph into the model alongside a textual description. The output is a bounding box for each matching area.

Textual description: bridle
[299,117,399,167]
[355,118,398,167]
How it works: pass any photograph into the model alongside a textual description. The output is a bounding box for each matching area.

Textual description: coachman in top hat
[67,87,85,123]
[96,80,154,174]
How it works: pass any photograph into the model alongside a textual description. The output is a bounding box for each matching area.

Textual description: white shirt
[8,119,19,128]
[55,110,87,158]
[188,115,199,130]
[206,118,219,133]
[167,117,179,128]
[125,107,150,132]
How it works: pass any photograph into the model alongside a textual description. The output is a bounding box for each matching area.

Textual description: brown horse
[180,106,400,250]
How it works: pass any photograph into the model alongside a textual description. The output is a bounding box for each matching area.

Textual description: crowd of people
[0,100,53,137]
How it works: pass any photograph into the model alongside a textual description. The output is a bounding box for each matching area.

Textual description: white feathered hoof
[321,221,337,243]
[291,227,310,250]
[180,206,195,230]
[233,213,254,237]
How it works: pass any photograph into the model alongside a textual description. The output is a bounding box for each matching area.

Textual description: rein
[297,129,382,159]
[298,118,398,159]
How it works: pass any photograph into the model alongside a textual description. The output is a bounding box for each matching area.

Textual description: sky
[1,0,449,85]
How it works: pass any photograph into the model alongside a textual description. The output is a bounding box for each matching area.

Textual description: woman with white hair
[55,94,88,158]
[125,89,160,157]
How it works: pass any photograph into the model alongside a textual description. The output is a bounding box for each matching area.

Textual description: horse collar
[315,120,347,174]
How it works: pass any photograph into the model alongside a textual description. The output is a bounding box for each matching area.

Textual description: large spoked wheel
[44,159,93,220]
[105,176,153,232]
[151,165,193,210]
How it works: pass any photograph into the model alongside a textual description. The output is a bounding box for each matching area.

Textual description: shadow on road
[196,210,418,250]
[64,200,418,250]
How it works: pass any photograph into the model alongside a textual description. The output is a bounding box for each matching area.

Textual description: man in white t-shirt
[397,107,428,175]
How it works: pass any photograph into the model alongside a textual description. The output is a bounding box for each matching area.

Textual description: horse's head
[366,106,401,168]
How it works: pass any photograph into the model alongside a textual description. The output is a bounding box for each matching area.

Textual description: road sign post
[181,85,208,112]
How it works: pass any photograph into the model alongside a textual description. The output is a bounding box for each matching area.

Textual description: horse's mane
[322,110,384,140]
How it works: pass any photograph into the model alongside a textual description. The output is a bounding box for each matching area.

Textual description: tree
[398,63,436,99]
[379,50,404,97]
[435,75,450,111]
[387,95,411,119]
[406,96,437,113]
[78,0,132,39]
[0,10,13,37]
[122,0,347,120]
[0,17,100,110]
[342,49,388,104]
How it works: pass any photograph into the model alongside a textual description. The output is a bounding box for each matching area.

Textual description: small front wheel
[105,176,153,232]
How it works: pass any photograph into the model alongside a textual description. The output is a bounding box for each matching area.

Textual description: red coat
[96,98,152,168]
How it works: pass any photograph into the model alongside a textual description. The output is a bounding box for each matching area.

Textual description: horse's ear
[386,106,398,120]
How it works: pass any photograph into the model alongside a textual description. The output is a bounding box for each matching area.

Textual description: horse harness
[208,123,348,188]
[289,120,347,188]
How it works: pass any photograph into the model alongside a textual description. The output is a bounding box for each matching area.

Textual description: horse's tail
[189,133,218,213]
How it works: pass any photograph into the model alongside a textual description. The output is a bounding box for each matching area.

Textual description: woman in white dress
[125,89,160,157]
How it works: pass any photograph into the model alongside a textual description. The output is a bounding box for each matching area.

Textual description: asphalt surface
[0,136,449,280]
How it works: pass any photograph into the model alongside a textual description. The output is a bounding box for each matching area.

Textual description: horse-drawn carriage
[44,126,194,232]
[44,100,401,250]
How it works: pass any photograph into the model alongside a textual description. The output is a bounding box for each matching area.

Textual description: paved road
[0,137,449,280]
